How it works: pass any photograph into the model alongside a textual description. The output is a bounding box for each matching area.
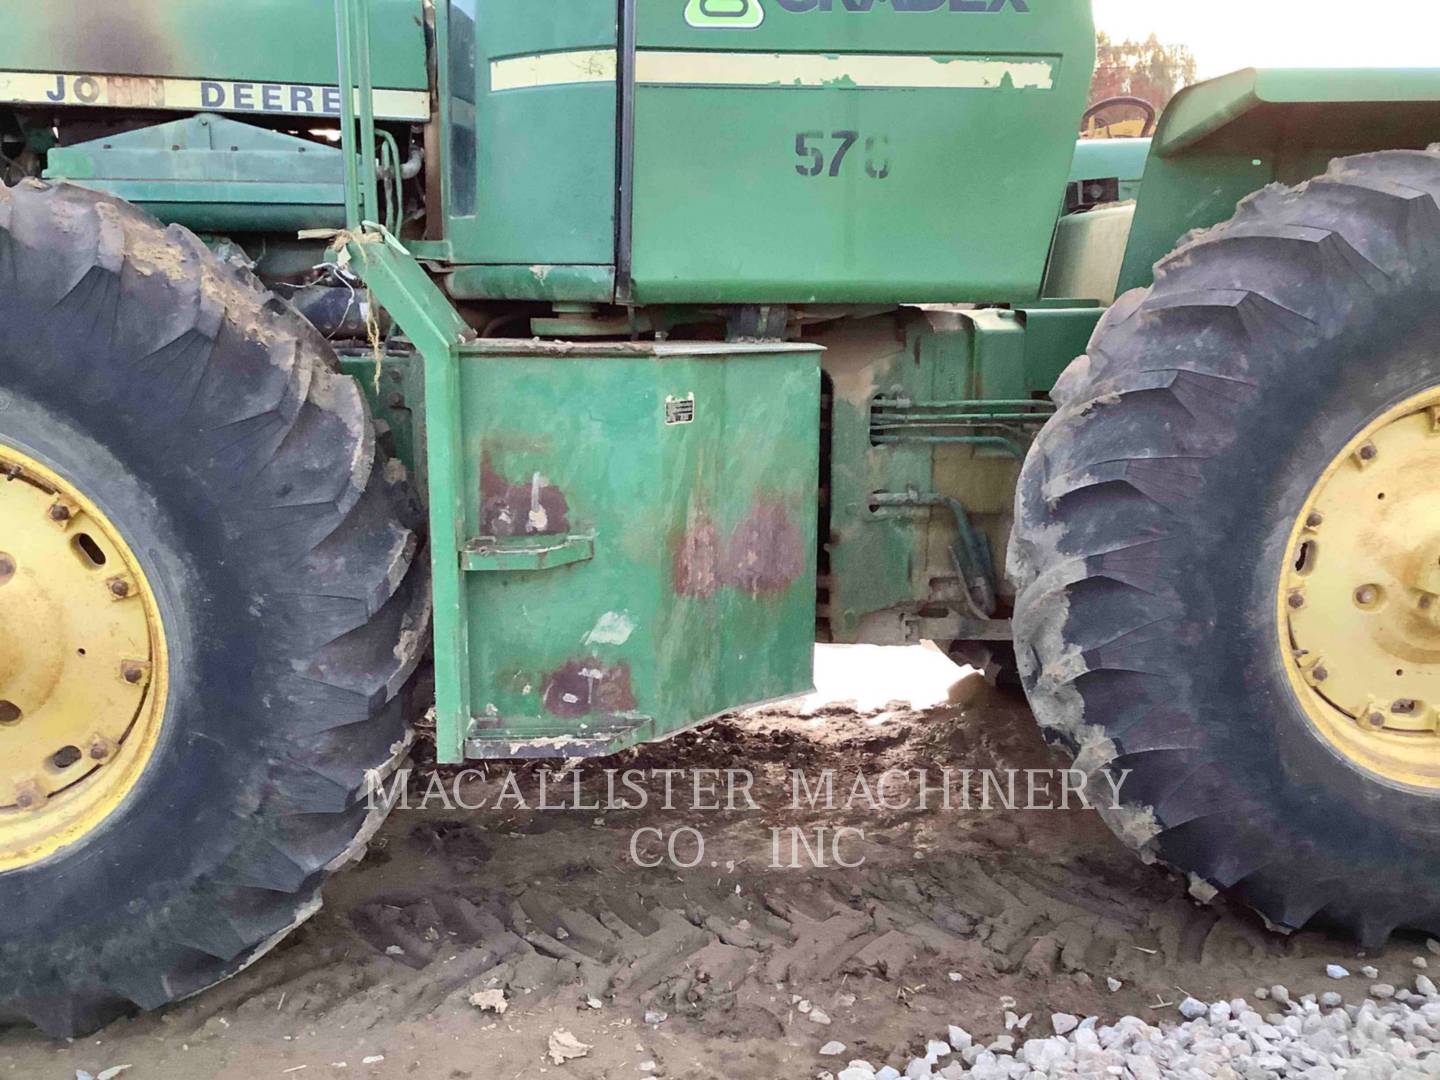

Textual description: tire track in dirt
[3,689,1415,1079]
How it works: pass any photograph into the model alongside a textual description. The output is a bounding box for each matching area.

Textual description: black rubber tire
[0,180,430,1036]
[1010,149,1440,947]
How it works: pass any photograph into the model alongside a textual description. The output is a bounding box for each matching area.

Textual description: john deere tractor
[2,0,1439,1036]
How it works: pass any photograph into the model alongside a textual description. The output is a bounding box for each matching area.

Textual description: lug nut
[1365,711,1387,729]
[1358,443,1378,463]
[48,503,71,522]
[87,736,117,762]
[13,781,42,811]
[1313,666,1329,682]
[1305,512,1324,530]
[1288,593,1306,610]
[108,578,130,599]
[120,662,143,685]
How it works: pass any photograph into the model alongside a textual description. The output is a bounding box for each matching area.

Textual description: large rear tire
[1011,150,1440,946]
[0,180,429,1036]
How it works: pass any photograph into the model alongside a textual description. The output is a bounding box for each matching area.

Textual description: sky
[1093,0,1440,80]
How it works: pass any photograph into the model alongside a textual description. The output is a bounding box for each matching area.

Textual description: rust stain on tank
[480,457,569,538]
[723,500,806,595]
[542,659,636,718]
[673,500,806,598]
[672,515,720,598]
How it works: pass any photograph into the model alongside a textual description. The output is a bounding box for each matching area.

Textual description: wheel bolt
[87,736,117,762]
[13,781,42,811]
[1305,512,1324,530]
[120,663,143,685]
[1288,593,1306,610]
[108,579,130,599]
[1366,711,1386,729]
[47,503,71,523]
[1313,666,1329,682]
[1359,444,1378,462]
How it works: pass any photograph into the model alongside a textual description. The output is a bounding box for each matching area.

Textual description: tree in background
[1090,32,1198,112]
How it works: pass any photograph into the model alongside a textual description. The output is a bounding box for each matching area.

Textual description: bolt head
[1313,666,1329,682]
[1305,512,1324,529]
[109,579,130,598]
[1367,712,1386,729]
[1359,444,1378,461]
[48,503,71,522]
[121,663,143,685]
[1289,593,1306,610]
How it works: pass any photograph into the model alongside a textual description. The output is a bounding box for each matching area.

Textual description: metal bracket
[461,535,596,573]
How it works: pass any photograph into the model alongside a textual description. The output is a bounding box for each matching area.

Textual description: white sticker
[665,394,696,426]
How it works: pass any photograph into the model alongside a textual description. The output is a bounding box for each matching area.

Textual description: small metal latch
[460,534,595,572]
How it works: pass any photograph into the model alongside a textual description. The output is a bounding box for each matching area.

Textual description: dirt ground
[0,678,1424,1080]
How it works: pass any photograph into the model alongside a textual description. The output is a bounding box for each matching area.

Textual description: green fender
[1118,68,1440,296]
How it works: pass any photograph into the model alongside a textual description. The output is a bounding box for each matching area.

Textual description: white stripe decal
[487,50,1055,92]
[0,71,429,121]
[637,51,1056,90]
[490,50,618,92]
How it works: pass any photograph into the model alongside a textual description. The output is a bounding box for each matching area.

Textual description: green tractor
[1,0,1438,1036]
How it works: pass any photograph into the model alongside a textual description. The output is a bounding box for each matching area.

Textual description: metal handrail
[333,0,380,230]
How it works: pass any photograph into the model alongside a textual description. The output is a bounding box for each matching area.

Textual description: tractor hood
[0,0,429,121]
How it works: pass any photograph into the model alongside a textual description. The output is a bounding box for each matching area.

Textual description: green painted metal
[1043,202,1136,304]
[342,232,477,761]
[1067,136,1149,202]
[0,1,426,104]
[1119,68,1440,295]
[440,0,618,266]
[820,305,1100,647]
[446,263,617,304]
[44,113,345,232]
[339,352,425,484]
[461,535,596,573]
[453,340,820,763]
[627,0,1095,304]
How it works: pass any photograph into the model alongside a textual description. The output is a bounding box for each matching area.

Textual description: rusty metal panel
[448,340,820,761]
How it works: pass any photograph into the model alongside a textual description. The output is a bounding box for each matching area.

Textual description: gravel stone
[856,984,1440,1078]
[1177,998,1207,1020]
[1050,1014,1079,1036]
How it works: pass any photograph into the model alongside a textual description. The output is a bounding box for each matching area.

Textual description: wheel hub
[1280,394,1440,790]
[0,443,168,870]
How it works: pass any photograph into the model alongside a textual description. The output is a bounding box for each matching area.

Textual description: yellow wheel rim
[1279,389,1440,791]
[0,442,169,870]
